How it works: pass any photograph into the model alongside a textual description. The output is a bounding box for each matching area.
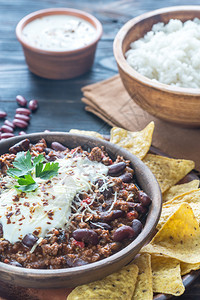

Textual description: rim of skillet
[0,132,162,282]
[16,8,103,56]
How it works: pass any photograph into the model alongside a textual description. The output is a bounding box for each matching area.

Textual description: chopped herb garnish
[7,151,59,192]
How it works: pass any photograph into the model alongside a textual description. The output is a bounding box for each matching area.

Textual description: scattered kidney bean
[15,114,30,122]
[51,142,66,151]
[108,162,126,176]
[90,222,112,231]
[9,139,30,154]
[100,210,124,222]
[19,131,26,136]
[1,133,14,139]
[135,203,148,215]
[113,225,135,242]
[16,95,27,107]
[138,191,152,207]
[0,110,7,119]
[132,219,143,237]
[9,260,22,267]
[13,119,28,128]
[4,120,15,129]
[22,233,38,248]
[72,229,98,245]
[29,99,38,111]
[16,108,31,116]
[119,172,133,183]
[1,125,13,133]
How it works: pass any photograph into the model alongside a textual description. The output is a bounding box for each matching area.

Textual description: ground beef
[0,139,152,269]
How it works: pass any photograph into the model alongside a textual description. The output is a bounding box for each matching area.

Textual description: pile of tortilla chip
[68,123,200,299]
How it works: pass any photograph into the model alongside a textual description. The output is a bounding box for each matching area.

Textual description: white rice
[125,18,200,88]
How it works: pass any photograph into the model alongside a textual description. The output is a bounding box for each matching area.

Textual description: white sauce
[22,15,97,51]
[0,156,108,243]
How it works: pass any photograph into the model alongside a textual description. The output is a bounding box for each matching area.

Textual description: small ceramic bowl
[16,8,103,79]
[113,6,200,127]
[0,132,162,288]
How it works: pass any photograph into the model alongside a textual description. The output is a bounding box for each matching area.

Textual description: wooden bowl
[113,6,200,127]
[16,8,102,79]
[0,132,162,289]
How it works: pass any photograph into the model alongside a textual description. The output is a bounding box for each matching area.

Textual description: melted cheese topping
[0,156,108,244]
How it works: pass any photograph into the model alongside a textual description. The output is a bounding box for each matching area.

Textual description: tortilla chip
[132,254,153,300]
[180,261,200,275]
[110,122,154,160]
[142,154,195,193]
[158,189,200,230]
[162,180,199,202]
[67,264,139,300]
[141,203,200,264]
[69,129,104,139]
[151,255,185,296]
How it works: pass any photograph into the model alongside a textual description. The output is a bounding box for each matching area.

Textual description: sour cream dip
[22,14,97,51]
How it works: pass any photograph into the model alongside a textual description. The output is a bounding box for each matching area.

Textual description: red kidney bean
[1,133,14,139]
[113,225,135,242]
[16,108,31,116]
[19,131,26,136]
[132,219,143,237]
[13,119,28,128]
[100,210,124,222]
[29,99,38,111]
[135,203,148,215]
[138,191,152,207]
[0,110,7,118]
[108,162,126,176]
[51,142,66,151]
[90,222,112,231]
[22,233,38,248]
[15,114,30,122]
[4,120,15,129]
[1,125,13,133]
[0,224,3,238]
[16,95,27,107]
[9,261,22,267]
[9,139,30,154]
[72,229,98,245]
[119,172,133,183]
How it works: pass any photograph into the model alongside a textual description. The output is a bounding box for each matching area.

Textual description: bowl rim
[113,5,200,95]
[0,132,162,287]
[16,8,103,56]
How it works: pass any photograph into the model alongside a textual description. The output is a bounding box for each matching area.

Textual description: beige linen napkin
[82,75,200,171]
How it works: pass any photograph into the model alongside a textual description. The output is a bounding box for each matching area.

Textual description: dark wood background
[1,0,200,299]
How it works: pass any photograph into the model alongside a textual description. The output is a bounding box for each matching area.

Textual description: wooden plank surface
[1,0,200,299]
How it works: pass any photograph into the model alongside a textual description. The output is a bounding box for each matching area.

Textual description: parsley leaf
[12,151,33,176]
[7,151,59,192]
[15,174,38,192]
[36,162,59,179]
[33,154,45,167]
